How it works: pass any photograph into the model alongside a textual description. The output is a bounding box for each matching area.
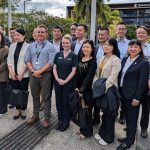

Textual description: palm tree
[74,0,110,25]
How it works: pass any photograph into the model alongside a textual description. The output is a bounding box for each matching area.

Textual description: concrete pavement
[0,91,149,150]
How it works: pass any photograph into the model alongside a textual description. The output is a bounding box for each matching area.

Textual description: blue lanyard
[35,43,46,59]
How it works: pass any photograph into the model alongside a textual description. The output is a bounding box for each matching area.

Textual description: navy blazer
[118,56,149,102]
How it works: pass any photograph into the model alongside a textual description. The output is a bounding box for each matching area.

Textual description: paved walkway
[0,91,149,150]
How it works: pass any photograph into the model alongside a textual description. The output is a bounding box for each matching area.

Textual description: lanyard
[35,43,46,59]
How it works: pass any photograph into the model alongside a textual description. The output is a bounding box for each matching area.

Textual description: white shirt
[74,39,85,55]
[53,40,60,52]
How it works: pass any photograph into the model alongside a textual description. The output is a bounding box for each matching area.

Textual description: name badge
[35,59,39,65]
[58,57,63,59]
[66,58,72,61]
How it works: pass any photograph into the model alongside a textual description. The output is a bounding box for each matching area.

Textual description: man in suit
[70,22,78,42]
[51,25,63,52]
[92,27,109,125]
[71,24,88,56]
[136,25,150,138]
[116,22,130,124]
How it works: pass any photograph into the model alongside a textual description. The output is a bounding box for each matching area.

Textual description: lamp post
[24,0,31,15]
[8,0,12,39]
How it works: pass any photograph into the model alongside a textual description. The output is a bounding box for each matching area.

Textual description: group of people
[0,22,149,150]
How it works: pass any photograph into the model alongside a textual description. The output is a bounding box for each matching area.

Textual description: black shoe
[9,105,14,109]
[13,114,20,120]
[119,113,125,125]
[123,128,127,132]
[20,115,26,120]
[92,118,100,126]
[117,138,126,143]
[117,142,131,150]
[141,129,148,138]
[55,122,62,130]
[59,125,69,132]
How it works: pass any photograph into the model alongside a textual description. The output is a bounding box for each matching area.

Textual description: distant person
[136,26,150,138]
[25,24,57,128]
[0,32,9,117]
[117,40,149,150]
[7,29,29,120]
[0,25,11,47]
[70,22,78,42]
[9,27,16,43]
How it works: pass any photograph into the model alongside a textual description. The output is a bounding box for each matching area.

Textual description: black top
[76,58,97,96]
[14,42,24,75]
[54,51,78,89]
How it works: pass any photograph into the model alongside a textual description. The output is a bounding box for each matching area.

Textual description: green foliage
[0,10,73,41]
[126,25,137,40]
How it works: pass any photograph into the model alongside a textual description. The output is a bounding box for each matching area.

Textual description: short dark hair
[117,22,127,27]
[80,39,95,60]
[0,32,6,47]
[98,27,109,34]
[137,25,150,35]
[71,22,78,27]
[53,25,63,33]
[78,24,88,32]
[105,38,120,58]
[10,27,16,30]
[0,25,5,31]
[128,39,144,57]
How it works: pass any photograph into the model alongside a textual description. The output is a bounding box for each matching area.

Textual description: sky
[16,0,75,18]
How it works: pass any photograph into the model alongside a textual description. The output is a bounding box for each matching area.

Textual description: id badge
[35,59,39,65]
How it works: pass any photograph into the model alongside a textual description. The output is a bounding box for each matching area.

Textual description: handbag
[6,86,29,108]
[92,78,106,99]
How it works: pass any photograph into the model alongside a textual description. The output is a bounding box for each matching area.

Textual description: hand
[75,88,79,92]
[32,70,42,78]
[131,99,140,107]
[58,79,66,85]
[10,71,17,80]
[16,74,23,81]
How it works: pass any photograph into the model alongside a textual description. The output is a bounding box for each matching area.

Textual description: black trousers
[55,84,73,126]
[93,102,100,120]
[0,82,7,114]
[9,78,29,110]
[123,99,140,145]
[140,93,150,130]
[98,110,116,143]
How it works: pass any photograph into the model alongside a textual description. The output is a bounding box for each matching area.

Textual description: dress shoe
[13,114,20,120]
[117,142,131,150]
[26,115,39,125]
[119,113,125,125]
[9,105,14,109]
[55,122,62,130]
[141,129,148,138]
[43,119,50,128]
[20,115,26,120]
[59,125,69,132]
[117,137,126,143]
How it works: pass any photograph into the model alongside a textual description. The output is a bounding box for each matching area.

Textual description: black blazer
[50,40,63,51]
[118,56,149,102]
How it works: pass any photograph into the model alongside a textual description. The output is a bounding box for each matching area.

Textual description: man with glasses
[70,23,78,42]
[25,24,57,128]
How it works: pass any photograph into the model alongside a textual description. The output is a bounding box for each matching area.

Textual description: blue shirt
[24,40,57,71]
[117,37,129,59]
[96,44,104,65]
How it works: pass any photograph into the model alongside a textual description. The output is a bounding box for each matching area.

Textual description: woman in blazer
[94,38,121,145]
[0,32,9,116]
[7,29,29,120]
[117,40,149,150]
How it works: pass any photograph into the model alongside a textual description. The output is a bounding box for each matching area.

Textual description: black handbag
[92,78,106,99]
[6,86,29,108]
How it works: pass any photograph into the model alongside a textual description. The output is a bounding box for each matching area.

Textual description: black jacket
[118,56,149,102]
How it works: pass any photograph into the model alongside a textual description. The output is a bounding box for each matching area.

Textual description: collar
[36,40,47,45]
[53,39,60,45]
[76,39,85,44]
[117,37,128,42]
[128,55,139,62]
[143,42,150,48]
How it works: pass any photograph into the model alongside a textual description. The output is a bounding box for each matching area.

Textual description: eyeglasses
[70,28,76,31]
